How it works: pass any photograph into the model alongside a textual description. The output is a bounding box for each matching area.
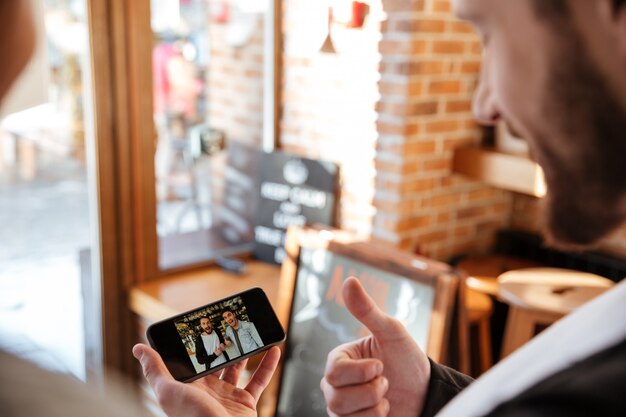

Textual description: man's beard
[536,36,626,250]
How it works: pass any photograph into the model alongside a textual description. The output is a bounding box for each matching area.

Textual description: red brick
[417,230,449,243]
[448,21,476,34]
[397,215,433,231]
[454,225,473,238]
[425,120,461,133]
[405,140,437,154]
[411,61,445,75]
[430,193,460,207]
[461,60,482,74]
[437,212,451,224]
[411,40,429,54]
[432,40,465,54]
[415,19,446,33]
[443,136,476,151]
[401,178,436,193]
[432,0,452,13]
[411,101,439,116]
[405,123,421,135]
[456,206,487,220]
[468,40,483,54]
[445,100,472,113]
[468,188,494,201]
[408,81,424,95]
[423,158,452,171]
[464,119,480,129]
[428,80,462,94]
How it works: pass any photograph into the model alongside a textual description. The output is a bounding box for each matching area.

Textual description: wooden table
[498,268,614,357]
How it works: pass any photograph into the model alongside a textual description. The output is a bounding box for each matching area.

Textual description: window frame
[87,0,281,377]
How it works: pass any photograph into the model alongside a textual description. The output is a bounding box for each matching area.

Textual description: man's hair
[221,306,236,316]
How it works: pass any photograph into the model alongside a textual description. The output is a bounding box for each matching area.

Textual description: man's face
[455,0,626,248]
[200,318,213,334]
[223,311,237,327]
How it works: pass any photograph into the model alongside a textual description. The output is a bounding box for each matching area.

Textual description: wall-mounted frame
[269,225,463,417]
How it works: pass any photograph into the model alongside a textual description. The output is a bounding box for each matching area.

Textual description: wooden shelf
[453,146,546,197]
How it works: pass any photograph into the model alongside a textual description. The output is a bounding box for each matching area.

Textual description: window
[150,0,279,269]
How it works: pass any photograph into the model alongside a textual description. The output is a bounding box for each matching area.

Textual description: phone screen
[146,287,285,382]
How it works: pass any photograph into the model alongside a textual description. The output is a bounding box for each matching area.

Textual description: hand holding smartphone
[146,287,285,382]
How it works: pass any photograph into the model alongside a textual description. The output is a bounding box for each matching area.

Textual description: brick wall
[280,0,382,238]
[206,0,626,262]
[280,0,511,261]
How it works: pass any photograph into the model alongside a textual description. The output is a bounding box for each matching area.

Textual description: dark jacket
[420,335,626,417]
[194,331,230,368]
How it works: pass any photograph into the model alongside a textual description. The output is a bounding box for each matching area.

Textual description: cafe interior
[1,0,626,416]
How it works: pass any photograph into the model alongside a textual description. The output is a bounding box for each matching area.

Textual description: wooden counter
[130,260,282,322]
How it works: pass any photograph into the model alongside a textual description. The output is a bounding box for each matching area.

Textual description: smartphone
[146,287,285,382]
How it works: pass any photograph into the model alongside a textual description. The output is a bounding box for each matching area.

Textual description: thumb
[133,343,174,389]
[342,277,398,340]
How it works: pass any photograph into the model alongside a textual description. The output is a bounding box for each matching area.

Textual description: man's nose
[472,65,500,126]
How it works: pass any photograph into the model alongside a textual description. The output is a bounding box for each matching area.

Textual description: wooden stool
[457,255,544,374]
[498,268,614,358]
[459,254,545,297]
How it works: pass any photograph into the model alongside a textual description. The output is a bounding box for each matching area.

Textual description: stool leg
[477,317,492,373]
[501,307,562,358]
[501,306,537,358]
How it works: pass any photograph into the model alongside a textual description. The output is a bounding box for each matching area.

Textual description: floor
[0,151,89,380]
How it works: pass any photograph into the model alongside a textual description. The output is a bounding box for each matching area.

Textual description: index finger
[324,347,383,387]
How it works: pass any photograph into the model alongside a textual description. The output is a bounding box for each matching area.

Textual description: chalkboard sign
[272,226,461,417]
[253,152,338,265]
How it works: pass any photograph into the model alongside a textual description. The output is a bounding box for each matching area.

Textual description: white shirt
[201,332,227,367]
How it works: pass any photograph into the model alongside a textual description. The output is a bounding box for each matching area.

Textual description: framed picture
[270,225,464,417]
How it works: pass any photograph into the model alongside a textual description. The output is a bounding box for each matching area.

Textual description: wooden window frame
[86,0,282,378]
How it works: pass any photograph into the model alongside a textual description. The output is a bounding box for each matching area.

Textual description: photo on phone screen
[147,287,285,382]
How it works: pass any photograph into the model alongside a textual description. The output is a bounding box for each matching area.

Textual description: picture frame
[268,224,464,417]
